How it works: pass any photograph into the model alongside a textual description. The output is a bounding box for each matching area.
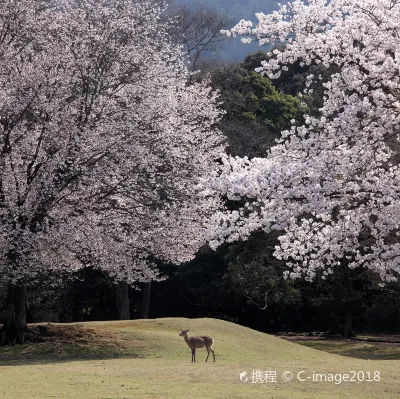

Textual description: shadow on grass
[0,323,144,366]
[292,339,400,360]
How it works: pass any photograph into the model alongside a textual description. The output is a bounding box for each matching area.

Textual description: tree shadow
[0,323,144,366]
[290,338,400,360]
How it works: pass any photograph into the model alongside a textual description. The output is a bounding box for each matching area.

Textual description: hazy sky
[173,0,279,60]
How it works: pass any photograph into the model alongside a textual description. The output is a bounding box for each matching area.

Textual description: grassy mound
[0,318,398,399]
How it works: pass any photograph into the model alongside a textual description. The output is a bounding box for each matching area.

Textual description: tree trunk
[337,263,356,339]
[141,281,152,319]
[114,281,130,320]
[327,310,341,336]
[0,282,27,345]
[343,308,355,338]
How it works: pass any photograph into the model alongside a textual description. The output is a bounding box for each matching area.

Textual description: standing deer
[179,329,216,363]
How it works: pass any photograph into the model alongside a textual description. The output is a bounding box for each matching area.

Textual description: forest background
[1,0,399,340]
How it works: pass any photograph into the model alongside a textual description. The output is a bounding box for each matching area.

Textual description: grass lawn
[0,318,399,399]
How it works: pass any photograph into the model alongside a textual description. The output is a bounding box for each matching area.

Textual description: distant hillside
[171,0,280,61]
[193,0,279,19]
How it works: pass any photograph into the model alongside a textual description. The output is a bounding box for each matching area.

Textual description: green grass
[0,318,399,399]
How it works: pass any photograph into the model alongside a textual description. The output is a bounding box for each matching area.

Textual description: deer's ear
[180,328,183,332]
[186,329,189,332]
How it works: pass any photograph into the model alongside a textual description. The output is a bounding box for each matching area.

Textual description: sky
[173,0,280,60]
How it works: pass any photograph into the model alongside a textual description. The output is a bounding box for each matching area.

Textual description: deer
[179,329,216,363]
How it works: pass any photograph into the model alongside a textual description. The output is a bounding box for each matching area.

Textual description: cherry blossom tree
[208,0,400,285]
[0,0,224,343]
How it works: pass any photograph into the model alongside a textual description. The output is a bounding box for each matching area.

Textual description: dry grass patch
[0,323,140,364]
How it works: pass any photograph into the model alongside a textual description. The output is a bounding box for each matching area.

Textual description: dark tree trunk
[0,282,27,345]
[141,281,152,319]
[327,310,341,336]
[114,281,130,320]
[343,266,356,338]
[343,308,355,338]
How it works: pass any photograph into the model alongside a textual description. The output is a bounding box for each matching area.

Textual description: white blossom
[206,0,400,281]
[0,0,224,286]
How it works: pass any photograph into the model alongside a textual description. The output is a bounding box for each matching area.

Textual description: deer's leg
[191,348,195,363]
[211,348,215,362]
[205,348,210,362]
